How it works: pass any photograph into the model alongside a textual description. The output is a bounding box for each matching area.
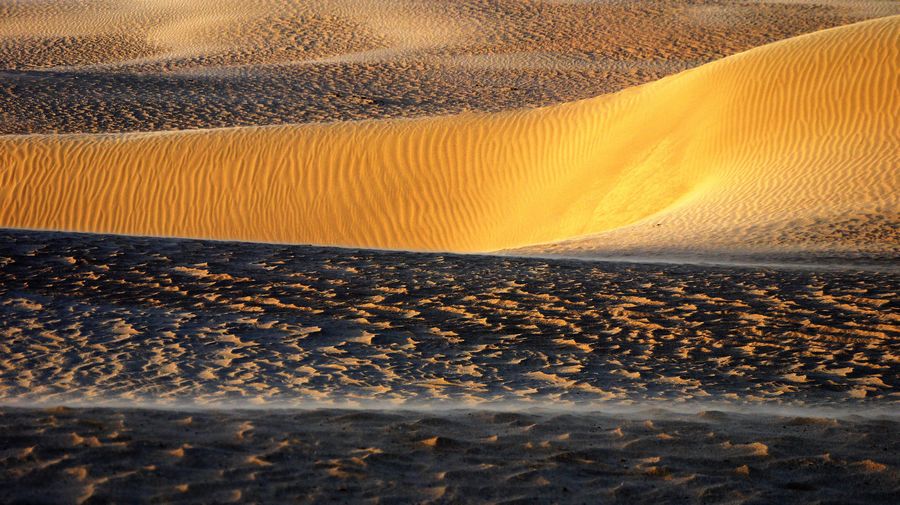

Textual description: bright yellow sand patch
[0,17,897,252]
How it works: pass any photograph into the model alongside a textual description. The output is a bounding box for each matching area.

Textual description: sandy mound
[0,17,897,254]
[4,0,888,134]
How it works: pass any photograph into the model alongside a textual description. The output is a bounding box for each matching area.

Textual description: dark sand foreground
[0,230,897,503]
[1,407,897,504]
[1,230,897,408]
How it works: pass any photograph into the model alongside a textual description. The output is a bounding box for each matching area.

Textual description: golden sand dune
[0,0,473,71]
[1,17,897,253]
[6,0,879,135]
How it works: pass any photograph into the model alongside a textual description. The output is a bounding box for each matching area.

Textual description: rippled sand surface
[1,407,896,504]
[1,231,896,408]
[2,1,898,502]
[3,0,896,134]
[0,231,898,503]
[3,17,898,255]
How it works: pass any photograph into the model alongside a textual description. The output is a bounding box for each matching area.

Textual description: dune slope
[0,17,897,253]
[5,0,886,135]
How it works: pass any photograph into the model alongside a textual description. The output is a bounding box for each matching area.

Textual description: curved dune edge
[1,17,898,253]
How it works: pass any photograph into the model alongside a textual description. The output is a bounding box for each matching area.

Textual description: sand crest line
[1,17,897,253]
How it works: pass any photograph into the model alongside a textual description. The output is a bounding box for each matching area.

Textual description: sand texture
[1,406,897,504]
[2,0,895,134]
[1,16,898,256]
[1,230,896,408]
[0,230,897,504]
[2,2,898,503]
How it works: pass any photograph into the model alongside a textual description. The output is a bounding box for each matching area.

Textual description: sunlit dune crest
[0,17,897,253]
[5,0,888,133]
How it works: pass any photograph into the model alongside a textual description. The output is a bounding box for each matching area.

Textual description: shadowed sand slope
[1,17,898,252]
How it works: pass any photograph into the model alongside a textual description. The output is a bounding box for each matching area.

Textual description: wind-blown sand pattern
[2,2,898,503]
[3,0,896,134]
[1,407,896,504]
[2,230,897,408]
[0,230,898,504]
[1,17,898,254]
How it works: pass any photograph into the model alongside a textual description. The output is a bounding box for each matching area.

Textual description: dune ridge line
[1,17,897,253]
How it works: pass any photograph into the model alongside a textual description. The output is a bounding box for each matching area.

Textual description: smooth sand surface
[1,17,898,255]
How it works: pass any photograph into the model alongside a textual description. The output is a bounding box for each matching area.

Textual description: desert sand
[4,0,897,135]
[1,1,898,503]
[0,230,897,503]
[2,407,896,504]
[2,230,896,408]
[0,15,897,256]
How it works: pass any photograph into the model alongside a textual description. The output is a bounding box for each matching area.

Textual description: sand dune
[3,5,897,502]
[1,0,889,134]
[0,17,897,254]
[766,0,900,17]
[0,0,356,68]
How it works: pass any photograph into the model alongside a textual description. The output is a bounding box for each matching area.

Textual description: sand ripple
[0,407,896,504]
[0,230,896,408]
[2,17,897,255]
[3,0,891,134]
